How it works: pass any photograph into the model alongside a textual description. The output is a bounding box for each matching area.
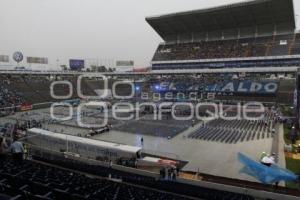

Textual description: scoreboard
[69,59,85,70]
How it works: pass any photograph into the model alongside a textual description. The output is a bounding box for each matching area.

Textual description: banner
[133,67,150,72]
[205,81,278,94]
[27,57,48,64]
[0,55,9,63]
[116,60,134,66]
[20,103,33,111]
[153,81,279,95]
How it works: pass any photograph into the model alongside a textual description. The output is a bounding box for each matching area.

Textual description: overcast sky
[0,0,299,69]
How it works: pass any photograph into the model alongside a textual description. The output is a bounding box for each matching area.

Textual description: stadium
[0,0,300,199]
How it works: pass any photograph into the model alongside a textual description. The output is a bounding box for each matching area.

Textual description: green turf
[285,157,300,189]
[286,157,300,174]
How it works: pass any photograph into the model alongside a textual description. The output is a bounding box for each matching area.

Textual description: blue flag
[238,153,298,184]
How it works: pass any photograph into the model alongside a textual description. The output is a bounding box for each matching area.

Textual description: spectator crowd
[153,34,296,61]
[0,78,24,111]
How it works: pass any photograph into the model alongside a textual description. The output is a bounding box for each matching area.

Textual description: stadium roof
[146,0,296,41]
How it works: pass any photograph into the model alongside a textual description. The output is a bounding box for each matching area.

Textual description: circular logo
[13,51,23,63]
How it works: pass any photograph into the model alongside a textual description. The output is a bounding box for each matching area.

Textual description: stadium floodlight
[135,86,140,91]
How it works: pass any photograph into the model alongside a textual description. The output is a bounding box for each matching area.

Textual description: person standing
[191,119,195,127]
[0,137,8,160]
[10,139,24,163]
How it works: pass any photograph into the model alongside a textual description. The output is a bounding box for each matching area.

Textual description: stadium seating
[0,77,24,109]
[0,157,255,200]
[143,75,296,104]
[0,74,295,109]
[152,33,299,61]
[0,75,100,109]
[0,158,189,200]
[277,79,296,104]
[188,112,276,143]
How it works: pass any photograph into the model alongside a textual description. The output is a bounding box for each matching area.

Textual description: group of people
[0,78,24,111]
[16,119,43,131]
[160,166,178,181]
[153,36,274,61]
[0,136,25,163]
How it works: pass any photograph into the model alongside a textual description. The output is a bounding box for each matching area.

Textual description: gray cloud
[0,0,299,69]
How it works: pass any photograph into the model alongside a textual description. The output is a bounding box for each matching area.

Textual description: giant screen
[69,59,85,70]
